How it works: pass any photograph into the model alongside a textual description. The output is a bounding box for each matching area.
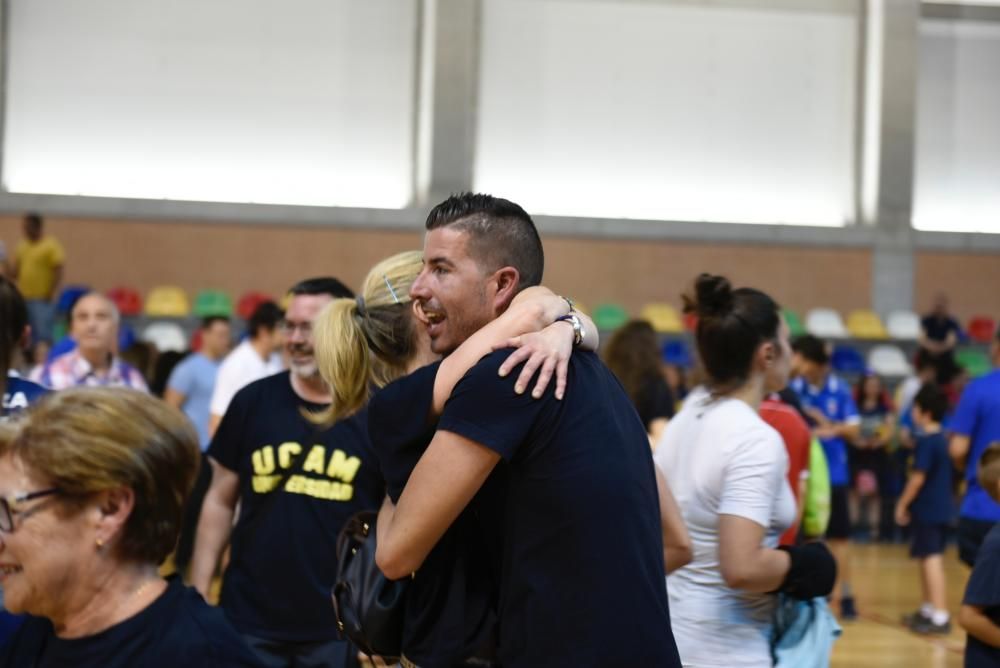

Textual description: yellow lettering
[278,442,302,469]
[282,475,354,501]
[251,446,275,475]
[302,445,326,474]
[326,449,361,482]
[252,474,282,493]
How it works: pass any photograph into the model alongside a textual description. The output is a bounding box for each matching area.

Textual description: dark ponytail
[683,273,780,393]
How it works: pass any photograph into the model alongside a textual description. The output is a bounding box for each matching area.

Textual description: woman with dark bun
[653,274,836,667]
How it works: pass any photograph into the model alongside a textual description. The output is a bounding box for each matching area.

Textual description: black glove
[775,542,837,600]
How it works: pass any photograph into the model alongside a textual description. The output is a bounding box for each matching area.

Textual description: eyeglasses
[278,320,312,337]
[0,488,61,533]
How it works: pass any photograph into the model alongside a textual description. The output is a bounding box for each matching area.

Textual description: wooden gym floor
[831,542,969,667]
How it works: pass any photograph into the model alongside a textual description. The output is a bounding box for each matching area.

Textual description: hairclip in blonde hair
[383,275,401,304]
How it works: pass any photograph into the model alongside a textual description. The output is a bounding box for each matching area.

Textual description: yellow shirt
[15,236,65,299]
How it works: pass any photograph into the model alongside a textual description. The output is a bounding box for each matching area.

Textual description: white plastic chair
[141,322,188,353]
[867,344,913,377]
[806,308,848,338]
[885,310,922,340]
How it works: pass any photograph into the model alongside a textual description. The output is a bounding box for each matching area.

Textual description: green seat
[956,348,992,378]
[593,303,629,331]
[783,308,806,338]
[192,289,234,317]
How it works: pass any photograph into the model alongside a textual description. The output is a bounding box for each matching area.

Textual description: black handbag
[331,510,409,660]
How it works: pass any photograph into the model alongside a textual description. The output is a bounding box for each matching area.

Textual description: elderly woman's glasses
[0,488,61,532]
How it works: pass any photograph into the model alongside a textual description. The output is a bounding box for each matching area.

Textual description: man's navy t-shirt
[438,349,680,668]
[209,372,384,642]
[910,432,953,525]
[963,523,1000,667]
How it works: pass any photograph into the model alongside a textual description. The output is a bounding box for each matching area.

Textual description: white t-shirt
[208,339,284,418]
[653,387,796,668]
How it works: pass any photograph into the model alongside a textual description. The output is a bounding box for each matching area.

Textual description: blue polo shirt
[951,369,1000,522]
[790,374,859,486]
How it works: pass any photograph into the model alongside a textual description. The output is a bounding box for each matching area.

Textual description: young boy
[959,442,1000,666]
[895,383,953,634]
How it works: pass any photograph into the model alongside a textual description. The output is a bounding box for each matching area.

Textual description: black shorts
[958,517,997,567]
[826,485,851,540]
[910,523,948,558]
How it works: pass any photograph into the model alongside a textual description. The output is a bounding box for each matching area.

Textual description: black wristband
[775,542,837,600]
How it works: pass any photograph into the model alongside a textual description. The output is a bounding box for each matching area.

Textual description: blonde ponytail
[310,250,425,426]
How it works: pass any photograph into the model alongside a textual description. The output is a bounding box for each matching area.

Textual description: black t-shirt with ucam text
[437,349,681,668]
[208,371,384,643]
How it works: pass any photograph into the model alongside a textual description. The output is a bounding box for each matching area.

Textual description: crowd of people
[0,194,998,667]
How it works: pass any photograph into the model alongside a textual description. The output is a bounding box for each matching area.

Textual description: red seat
[106,286,143,316]
[683,312,698,332]
[237,291,275,320]
[968,316,997,343]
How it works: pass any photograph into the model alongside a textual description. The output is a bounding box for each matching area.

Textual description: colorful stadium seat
[144,286,190,317]
[640,303,683,334]
[831,345,866,374]
[867,344,912,377]
[885,310,921,340]
[967,316,997,344]
[236,291,276,320]
[193,289,234,317]
[593,303,629,331]
[846,310,888,340]
[56,285,90,314]
[783,309,806,338]
[141,322,188,353]
[956,348,992,378]
[661,339,693,369]
[805,308,847,339]
[106,286,143,316]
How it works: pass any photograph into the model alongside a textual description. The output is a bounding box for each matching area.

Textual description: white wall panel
[2,0,417,208]
[474,0,858,226]
[914,18,1000,233]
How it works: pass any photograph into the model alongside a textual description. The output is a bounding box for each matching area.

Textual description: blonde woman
[312,250,600,667]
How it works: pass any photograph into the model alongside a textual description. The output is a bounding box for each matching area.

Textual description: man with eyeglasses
[207,300,284,438]
[190,277,384,668]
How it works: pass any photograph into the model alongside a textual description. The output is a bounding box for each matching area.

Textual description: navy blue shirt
[438,350,680,668]
[963,523,1000,667]
[368,361,502,667]
[209,372,384,642]
[921,314,962,343]
[0,578,265,668]
[910,432,953,525]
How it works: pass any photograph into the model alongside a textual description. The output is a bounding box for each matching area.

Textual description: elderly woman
[0,387,264,667]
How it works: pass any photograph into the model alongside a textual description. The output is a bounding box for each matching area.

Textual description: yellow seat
[144,286,190,317]
[640,303,683,334]
[846,310,888,340]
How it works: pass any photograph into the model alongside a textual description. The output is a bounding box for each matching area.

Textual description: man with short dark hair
[190,277,380,668]
[789,333,860,619]
[376,193,683,667]
[950,325,1000,567]
[166,315,233,574]
[207,301,284,437]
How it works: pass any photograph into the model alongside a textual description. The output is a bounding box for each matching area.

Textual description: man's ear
[491,267,520,314]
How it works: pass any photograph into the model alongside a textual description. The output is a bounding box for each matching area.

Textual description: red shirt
[760,395,811,545]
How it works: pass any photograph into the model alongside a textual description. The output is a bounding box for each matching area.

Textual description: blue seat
[56,285,91,314]
[661,339,694,369]
[831,345,865,375]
